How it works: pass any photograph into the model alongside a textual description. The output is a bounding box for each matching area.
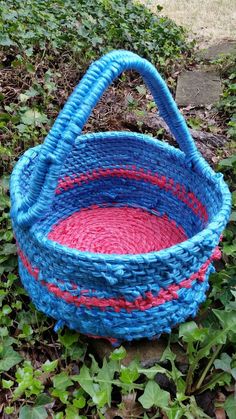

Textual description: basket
[10,50,231,345]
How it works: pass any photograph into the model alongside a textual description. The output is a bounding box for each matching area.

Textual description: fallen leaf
[215,391,226,403]
[215,407,226,419]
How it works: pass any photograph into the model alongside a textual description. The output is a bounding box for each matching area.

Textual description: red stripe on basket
[17,245,221,312]
[86,334,118,345]
[56,167,208,222]
[17,245,39,280]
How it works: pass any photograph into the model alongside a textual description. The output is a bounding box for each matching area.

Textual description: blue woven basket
[10,50,231,345]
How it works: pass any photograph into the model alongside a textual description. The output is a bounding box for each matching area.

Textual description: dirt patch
[84,79,231,165]
[0,57,231,171]
[140,0,236,47]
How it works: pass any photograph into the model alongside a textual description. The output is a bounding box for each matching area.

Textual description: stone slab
[175,70,222,107]
[198,40,236,61]
[90,338,187,368]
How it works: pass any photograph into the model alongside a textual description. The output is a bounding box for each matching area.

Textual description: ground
[141,0,236,47]
[1,1,236,418]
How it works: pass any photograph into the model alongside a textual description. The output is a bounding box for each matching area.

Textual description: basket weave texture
[10,50,231,344]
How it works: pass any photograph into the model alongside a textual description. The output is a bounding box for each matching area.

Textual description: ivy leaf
[0,145,12,156]
[163,406,185,419]
[2,379,14,389]
[73,395,86,409]
[35,393,53,406]
[66,344,85,361]
[58,330,79,348]
[110,346,127,361]
[92,389,108,407]
[218,155,236,168]
[160,346,186,393]
[138,380,169,409]
[96,358,115,406]
[139,365,168,380]
[0,347,22,371]
[179,321,207,342]
[0,243,16,255]
[42,359,58,373]
[214,353,236,380]
[19,88,39,102]
[65,405,81,419]
[58,330,84,360]
[19,94,31,103]
[231,368,236,380]
[0,34,16,46]
[51,388,68,404]
[230,211,236,222]
[223,244,236,256]
[186,329,226,377]
[120,366,139,384]
[225,395,236,419]
[213,309,236,333]
[214,353,232,373]
[52,372,73,391]
[76,364,96,398]
[21,109,48,126]
[89,354,100,375]
[19,405,47,419]
[136,85,147,95]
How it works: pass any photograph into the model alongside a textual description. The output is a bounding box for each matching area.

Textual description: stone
[124,112,228,164]
[198,40,236,61]
[175,70,222,107]
[90,337,188,368]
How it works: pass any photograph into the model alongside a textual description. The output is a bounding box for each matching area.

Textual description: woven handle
[18,50,209,227]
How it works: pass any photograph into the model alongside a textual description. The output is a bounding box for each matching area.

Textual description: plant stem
[194,344,223,391]
[186,363,195,395]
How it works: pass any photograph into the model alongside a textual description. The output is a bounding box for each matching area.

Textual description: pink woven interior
[48,207,187,254]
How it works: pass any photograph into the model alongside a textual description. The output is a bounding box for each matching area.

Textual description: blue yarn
[10,50,231,343]
[18,260,211,342]
[54,320,65,333]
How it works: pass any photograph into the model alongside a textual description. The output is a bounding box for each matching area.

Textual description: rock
[123,112,228,164]
[90,337,188,367]
[175,70,222,107]
[197,40,236,61]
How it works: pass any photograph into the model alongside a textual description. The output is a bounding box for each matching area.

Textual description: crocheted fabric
[10,50,231,345]
[48,207,187,254]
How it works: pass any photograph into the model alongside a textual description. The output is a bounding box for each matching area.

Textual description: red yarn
[17,244,39,280]
[17,242,221,312]
[48,207,187,254]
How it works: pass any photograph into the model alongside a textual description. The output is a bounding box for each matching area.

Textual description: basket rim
[11,131,232,263]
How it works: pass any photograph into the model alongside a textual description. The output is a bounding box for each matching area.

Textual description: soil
[83,78,231,164]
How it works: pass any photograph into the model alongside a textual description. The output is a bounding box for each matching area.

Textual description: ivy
[0,0,236,417]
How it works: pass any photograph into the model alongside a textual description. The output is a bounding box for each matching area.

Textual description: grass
[141,0,236,46]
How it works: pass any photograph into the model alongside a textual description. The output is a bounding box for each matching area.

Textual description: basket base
[48,206,187,254]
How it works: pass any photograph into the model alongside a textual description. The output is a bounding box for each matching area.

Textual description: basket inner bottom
[48,206,187,255]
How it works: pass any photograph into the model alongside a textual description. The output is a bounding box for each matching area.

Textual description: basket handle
[17,50,210,228]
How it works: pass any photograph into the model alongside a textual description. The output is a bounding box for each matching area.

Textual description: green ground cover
[0,1,236,417]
